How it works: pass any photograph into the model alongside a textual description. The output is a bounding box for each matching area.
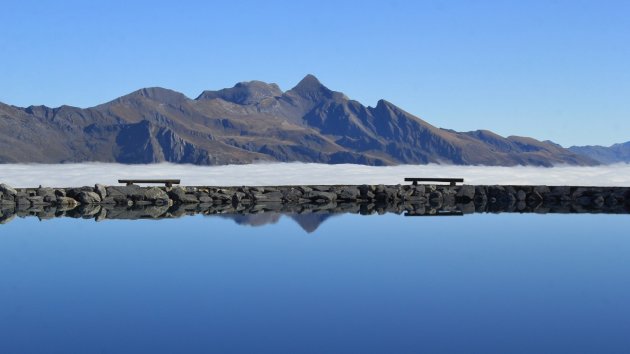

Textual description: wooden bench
[404,177,464,186]
[118,179,181,187]
[405,210,464,217]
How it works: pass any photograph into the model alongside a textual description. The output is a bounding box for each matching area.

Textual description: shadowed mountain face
[569,142,630,164]
[0,75,598,166]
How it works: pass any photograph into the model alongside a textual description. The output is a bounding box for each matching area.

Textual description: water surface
[0,213,629,353]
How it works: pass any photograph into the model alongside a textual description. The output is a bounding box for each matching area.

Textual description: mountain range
[0,74,625,166]
[569,142,630,164]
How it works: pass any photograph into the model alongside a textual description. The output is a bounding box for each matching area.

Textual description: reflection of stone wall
[1,183,629,224]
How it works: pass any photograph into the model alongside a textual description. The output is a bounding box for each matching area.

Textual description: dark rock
[572,188,589,200]
[76,191,102,204]
[168,187,198,204]
[95,184,107,199]
[298,186,313,194]
[37,208,57,221]
[232,192,247,204]
[0,199,15,206]
[212,191,232,203]
[397,186,413,199]
[95,208,107,222]
[549,186,571,196]
[456,185,475,200]
[66,187,96,199]
[178,194,199,204]
[338,187,359,201]
[385,186,398,199]
[374,185,390,202]
[429,191,443,207]
[311,186,332,192]
[76,204,101,217]
[534,186,550,195]
[99,196,117,205]
[526,191,543,205]
[307,191,337,203]
[106,185,145,198]
[593,195,605,208]
[0,193,14,203]
[144,187,169,202]
[458,202,476,214]
[36,187,55,198]
[0,184,17,197]
[577,196,592,206]
[254,191,283,202]
[605,195,618,207]
[199,195,213,203]
[486,186,515,210]
[0,213,15,224]
[28,196,48,206]
[16,197,31,208]
[56,197,79,209]
[410,185,426,196]
[282,188,303,202]
[358,185,375,200]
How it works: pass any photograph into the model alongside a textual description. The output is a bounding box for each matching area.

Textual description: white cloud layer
[1,163,630,188]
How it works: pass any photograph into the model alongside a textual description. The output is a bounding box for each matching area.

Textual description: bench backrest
[118,179,181,187]
[404,177,464,186]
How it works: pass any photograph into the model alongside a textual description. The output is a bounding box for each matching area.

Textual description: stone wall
[1,183,629,223]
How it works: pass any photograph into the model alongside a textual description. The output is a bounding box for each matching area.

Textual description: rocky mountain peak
[288,74,334,101]
[374,99,393,110]
[196,80,282,105]
[115,87,189,106]
[372,99,408,119]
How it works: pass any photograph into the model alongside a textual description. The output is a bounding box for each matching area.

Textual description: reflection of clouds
[1,162,630,188]
[215,213,336,234]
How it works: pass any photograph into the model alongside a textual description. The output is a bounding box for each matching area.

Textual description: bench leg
[165,183,172,188]
[412,181,418,186]
[126,182,134,186]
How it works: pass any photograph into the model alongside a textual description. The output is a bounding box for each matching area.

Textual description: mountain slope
[0,75,598,166]
[570,142,630,164]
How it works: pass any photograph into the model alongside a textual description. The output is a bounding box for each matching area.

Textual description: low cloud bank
[1,163,630,188]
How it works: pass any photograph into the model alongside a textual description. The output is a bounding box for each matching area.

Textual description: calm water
[1,213,629,354]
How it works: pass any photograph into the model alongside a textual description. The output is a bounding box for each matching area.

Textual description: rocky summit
[0,75,598,166]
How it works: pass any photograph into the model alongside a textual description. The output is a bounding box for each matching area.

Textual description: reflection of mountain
[216,213,335,233]
[221,213,282,227]
[289,214,335,233]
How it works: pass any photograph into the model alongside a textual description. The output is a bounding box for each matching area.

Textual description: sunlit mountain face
[0,75,597,166]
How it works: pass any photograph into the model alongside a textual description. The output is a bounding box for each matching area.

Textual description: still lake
[1,212,629,354]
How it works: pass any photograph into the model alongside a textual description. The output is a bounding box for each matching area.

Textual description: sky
[0,0,628,147]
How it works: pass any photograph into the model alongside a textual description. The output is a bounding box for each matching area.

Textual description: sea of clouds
[1,163,630,188]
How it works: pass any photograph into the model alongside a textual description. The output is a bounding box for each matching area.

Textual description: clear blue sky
[1,0,628,147]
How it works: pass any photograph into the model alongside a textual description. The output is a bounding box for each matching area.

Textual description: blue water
[1,213,629,354]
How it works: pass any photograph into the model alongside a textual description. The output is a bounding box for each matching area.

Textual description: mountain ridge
[0,75,600,166]
[569,142,630,164]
